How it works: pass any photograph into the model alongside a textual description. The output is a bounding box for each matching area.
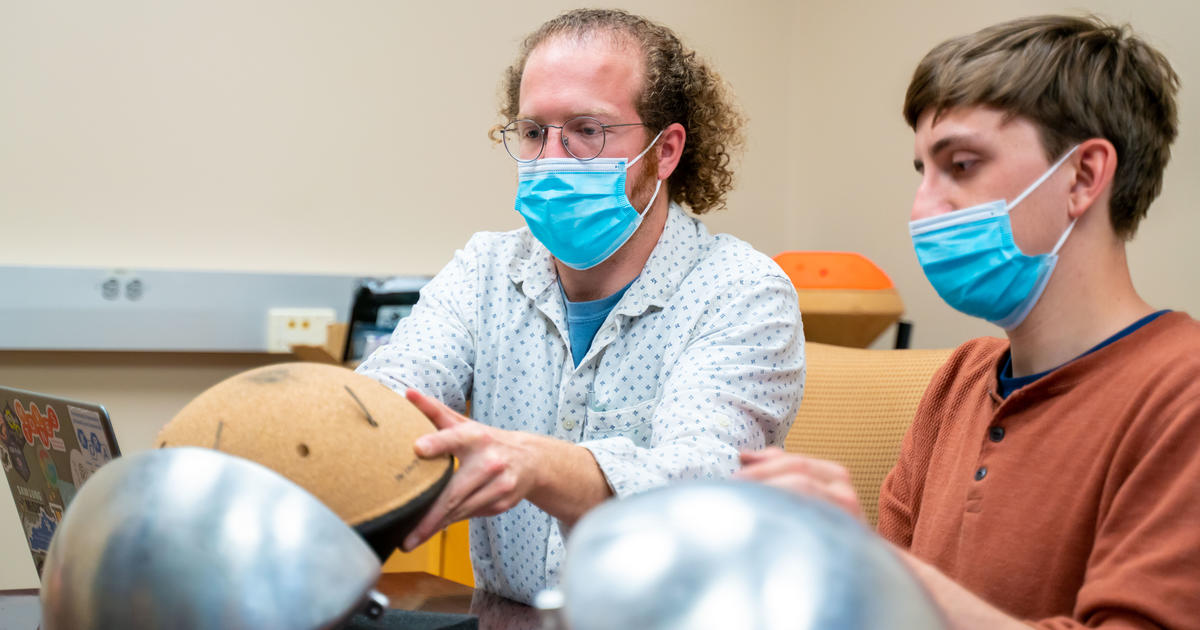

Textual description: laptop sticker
[12,400,66,452]
[26,508,57,557]
[1,405,31,482]
[69,405,112,459]
[67,406,111,486]
[36,449,65,507]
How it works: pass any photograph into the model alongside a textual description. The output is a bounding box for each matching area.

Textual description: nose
[541,127,571,159]
[910,174,954,222]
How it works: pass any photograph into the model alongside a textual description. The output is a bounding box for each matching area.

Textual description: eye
[576,121,603,137]
[948,151,981,175]
[565,117,605,139]
[513,121,543,141]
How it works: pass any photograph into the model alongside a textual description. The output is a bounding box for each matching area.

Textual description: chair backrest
[785,342,954,528]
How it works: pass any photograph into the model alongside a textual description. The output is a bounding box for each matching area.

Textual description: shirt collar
[507,202,706,316]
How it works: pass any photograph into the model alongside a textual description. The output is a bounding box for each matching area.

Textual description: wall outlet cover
[266,308,336,353]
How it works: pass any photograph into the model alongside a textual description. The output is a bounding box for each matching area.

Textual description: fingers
[414,422,486,458]
[407,389,473,457]
[444,470,520,524]
[734,450,864,520]
[404,468,474,551]
[735,450,851,486]
[758,473,860,515]
[402,452,509,551]
[406,389,468,431]
[738,446,786,465]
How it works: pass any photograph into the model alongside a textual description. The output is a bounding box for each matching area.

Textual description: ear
[653,122,687,181]
[1067,138,1118,221]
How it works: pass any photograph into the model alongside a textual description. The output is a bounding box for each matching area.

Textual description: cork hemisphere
[155,362,452,527]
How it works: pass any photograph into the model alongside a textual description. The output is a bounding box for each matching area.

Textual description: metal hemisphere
[39,447,382,630]
[560,480,946,630]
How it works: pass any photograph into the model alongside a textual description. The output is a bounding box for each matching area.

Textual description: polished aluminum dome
[560,481,946,630]
[39,447,385,630]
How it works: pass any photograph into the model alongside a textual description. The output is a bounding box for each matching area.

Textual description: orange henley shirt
[878,311,1200,629]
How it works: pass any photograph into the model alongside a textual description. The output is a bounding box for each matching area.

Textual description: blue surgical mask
[515,131,663,270]
[909,145,1079,330]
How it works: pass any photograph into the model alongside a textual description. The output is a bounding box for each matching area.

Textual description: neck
[557,196,669,302]
[1007,218,1153,376]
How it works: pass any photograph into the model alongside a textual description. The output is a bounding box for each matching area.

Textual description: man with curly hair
[358,9,803,602]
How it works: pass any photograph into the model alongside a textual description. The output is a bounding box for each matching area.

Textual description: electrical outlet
[266,308,336,353]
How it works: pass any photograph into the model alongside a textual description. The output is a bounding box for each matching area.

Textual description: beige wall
[1,0,1196,588]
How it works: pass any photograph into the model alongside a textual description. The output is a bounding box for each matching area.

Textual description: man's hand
[732,447,864,521]
[402,389,544,551]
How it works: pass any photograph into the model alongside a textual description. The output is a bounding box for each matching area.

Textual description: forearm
[523,433,613,525]
[899,549,1031,630]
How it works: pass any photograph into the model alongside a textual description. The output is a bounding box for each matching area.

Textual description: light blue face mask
[909,145,1079,330]
[515,130,663,270]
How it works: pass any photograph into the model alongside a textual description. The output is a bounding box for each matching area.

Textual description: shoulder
[458,227,537,264]
[692,230,793,288]
[937,337,1008,384]
[913,337,1007,422]
[1106,311,1200,414]
[1078,312,1200,391]
[1126,311,1200,356]
[443,226,546,281]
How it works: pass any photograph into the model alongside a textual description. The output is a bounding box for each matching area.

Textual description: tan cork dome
[155,362,452,558]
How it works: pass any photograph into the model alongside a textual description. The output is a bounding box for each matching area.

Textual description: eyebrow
[914,133,983,170]
[930,133,981,157]
[515,108,622,122]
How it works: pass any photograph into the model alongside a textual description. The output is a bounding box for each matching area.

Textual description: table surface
[0,572,541,630]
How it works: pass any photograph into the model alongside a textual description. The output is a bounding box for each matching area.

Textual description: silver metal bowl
[559,481,946,630]
[39,447,385,630]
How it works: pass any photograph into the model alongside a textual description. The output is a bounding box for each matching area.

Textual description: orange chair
[773,251,907,348]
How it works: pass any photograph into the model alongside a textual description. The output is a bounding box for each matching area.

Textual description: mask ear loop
[1007,145,1081,257]
[639,179,663,215]
[1050,216,1077,256]
[627,127,667,216]
[626,128,667,169]
[1008,145,1080,210]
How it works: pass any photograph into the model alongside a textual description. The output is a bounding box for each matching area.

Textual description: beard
[626,147,661,214]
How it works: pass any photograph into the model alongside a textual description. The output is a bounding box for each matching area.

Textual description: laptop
[1,386,121,576]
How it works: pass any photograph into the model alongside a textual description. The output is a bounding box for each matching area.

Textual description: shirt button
[974,466,988,481]
[562,418,576,430]
[988,427,1005,442]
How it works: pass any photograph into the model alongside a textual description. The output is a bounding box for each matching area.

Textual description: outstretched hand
[733,447,864,521]
[402,389,542,551]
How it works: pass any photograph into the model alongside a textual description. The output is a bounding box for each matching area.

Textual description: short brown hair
[903,15,1180,238]
[496,8,744,214]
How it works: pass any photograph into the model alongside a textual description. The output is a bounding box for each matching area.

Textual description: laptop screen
[1,386,120,576]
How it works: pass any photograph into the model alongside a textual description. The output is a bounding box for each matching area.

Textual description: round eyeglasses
[500,116,651,162]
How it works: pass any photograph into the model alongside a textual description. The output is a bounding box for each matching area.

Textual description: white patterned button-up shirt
[357,203,805,603]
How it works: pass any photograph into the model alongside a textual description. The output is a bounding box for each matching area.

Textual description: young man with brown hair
[739,15,1200,628]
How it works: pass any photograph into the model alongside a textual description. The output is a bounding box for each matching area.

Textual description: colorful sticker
[12,400,66,452]
[36,450,64,506]
[15,484,43,504]
[1,405,30,482]
[68,406,111,460]
[26,509,57,555]
[69,448,103,488]
[18,496,45,516]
